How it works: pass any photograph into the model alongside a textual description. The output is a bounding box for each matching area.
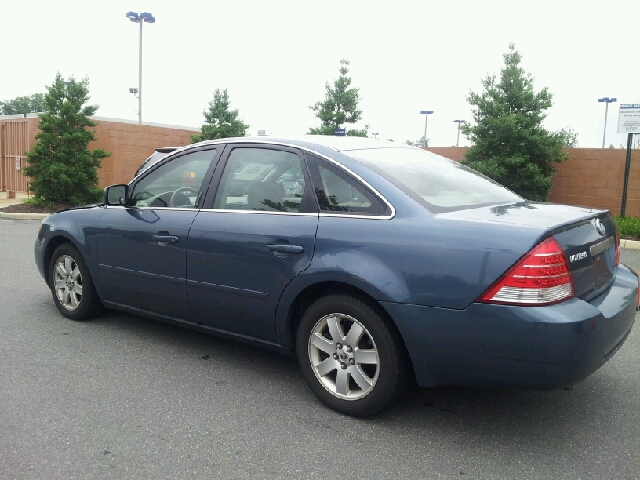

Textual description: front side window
[130,149,217,208]
[214,147,310,213]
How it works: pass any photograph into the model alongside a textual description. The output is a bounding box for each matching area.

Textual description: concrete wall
[426,146,640,217]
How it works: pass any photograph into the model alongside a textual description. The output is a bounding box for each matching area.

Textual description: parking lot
[1,218,639,479]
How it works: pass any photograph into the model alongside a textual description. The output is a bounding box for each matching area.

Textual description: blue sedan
[35,136,638,416]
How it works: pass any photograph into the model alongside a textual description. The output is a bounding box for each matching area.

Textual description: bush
[614,215,640,239]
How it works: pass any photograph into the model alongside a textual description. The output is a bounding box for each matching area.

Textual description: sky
[2,0,640,148]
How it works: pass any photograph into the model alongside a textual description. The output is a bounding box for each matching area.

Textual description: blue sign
[334,128,346,136]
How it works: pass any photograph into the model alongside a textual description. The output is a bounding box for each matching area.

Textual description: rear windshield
[350,147,520,212]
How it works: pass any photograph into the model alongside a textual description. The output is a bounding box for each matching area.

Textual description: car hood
[438,201,604,231]
[56,203,101,214]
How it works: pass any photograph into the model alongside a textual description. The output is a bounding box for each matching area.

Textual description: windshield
[350,147,520,212]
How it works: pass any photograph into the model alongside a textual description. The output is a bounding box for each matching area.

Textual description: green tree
[308,59,365,136]
[23,74,109,205]
[0,93,46,115]
[346,124,370,137]
[460,44,567,201]
[405,136,428,147]
[557,127,578,147]
[191,89,249,143]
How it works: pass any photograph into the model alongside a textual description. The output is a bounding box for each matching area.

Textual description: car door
[187,144,318,341]
[96,147,220,317]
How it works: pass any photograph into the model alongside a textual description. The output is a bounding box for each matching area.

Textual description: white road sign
[617,104,640,134]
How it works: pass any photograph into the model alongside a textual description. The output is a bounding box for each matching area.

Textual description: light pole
[597,97,617,148]
[126,11,156,124]
[420,110,434,147]
[453,119,466,147]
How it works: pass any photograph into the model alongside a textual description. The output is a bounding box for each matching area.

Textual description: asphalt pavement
[1,218,639,479]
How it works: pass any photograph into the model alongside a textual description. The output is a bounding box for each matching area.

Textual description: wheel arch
[280,280,416,383]
[43,234,79,286]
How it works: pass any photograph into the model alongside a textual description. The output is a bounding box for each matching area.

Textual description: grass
[614,215,640,240]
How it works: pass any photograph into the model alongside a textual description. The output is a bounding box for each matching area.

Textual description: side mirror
[104,184,129,206]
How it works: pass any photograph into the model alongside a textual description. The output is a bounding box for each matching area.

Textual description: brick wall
[426,146,640,217]
[89,121,198,187]
[1,117,198,191]
[548,148,640,216]
[5,119,640,217]
[425,146,469,162]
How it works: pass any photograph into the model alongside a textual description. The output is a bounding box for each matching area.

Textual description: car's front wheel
[49,243,102,320]
[296,295,406,416]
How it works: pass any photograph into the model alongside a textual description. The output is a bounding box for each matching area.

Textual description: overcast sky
[3,0,639,148]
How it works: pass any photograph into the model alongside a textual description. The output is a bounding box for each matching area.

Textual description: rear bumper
[382,264,638,388]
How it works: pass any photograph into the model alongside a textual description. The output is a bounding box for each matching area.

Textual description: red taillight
[478,237,575,306]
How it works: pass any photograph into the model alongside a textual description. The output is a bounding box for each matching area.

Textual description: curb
[2,211,640,250]
[620,239,640,250]
[0,212,49,220]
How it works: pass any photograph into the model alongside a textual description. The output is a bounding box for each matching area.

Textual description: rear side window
[351,147,520,212]
[306,154,386,215]
[213,147,313,213]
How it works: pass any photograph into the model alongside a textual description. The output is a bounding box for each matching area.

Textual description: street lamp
[453,119,466,147]
[126,11,156,124]
[597,97,617,148]
[419,110,434,147]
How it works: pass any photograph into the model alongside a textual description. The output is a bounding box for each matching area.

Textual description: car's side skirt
[102,301,294,356]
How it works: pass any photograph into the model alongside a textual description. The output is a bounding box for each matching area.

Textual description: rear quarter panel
[275,208,549,345]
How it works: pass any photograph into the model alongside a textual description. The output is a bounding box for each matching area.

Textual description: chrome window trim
[198,209,318,217]
[197,139,396,220]
[117,139,396,219]
[105,205,391,220]
[104,205,199,212]
[196,209,387,220]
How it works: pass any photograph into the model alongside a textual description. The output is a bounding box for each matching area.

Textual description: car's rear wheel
[49,244,102,320]
[296,294,406,416]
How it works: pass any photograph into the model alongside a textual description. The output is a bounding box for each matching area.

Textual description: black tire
[296,294,406,417]
[49,243,103,321]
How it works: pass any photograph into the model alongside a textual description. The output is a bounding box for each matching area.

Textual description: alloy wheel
[53,255,83,311]
[308,313,380,400]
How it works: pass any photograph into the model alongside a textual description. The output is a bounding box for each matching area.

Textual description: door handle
[267,244,304,254]
[153,234,179,245]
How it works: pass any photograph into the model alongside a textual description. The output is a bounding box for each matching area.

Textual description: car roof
[193,135,414,153]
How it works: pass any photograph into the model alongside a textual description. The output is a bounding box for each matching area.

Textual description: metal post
[456,122,461,147]
[138,19,143,125]
[423,115,428,147]
[602,102,609,148]
[620,133,633,217]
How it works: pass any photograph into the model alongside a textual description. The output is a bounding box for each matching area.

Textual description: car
[35,136,638,416]
[134,146,180,177]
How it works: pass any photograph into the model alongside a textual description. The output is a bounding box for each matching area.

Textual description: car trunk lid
[552,213,617,300]
[441,202,618,301]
